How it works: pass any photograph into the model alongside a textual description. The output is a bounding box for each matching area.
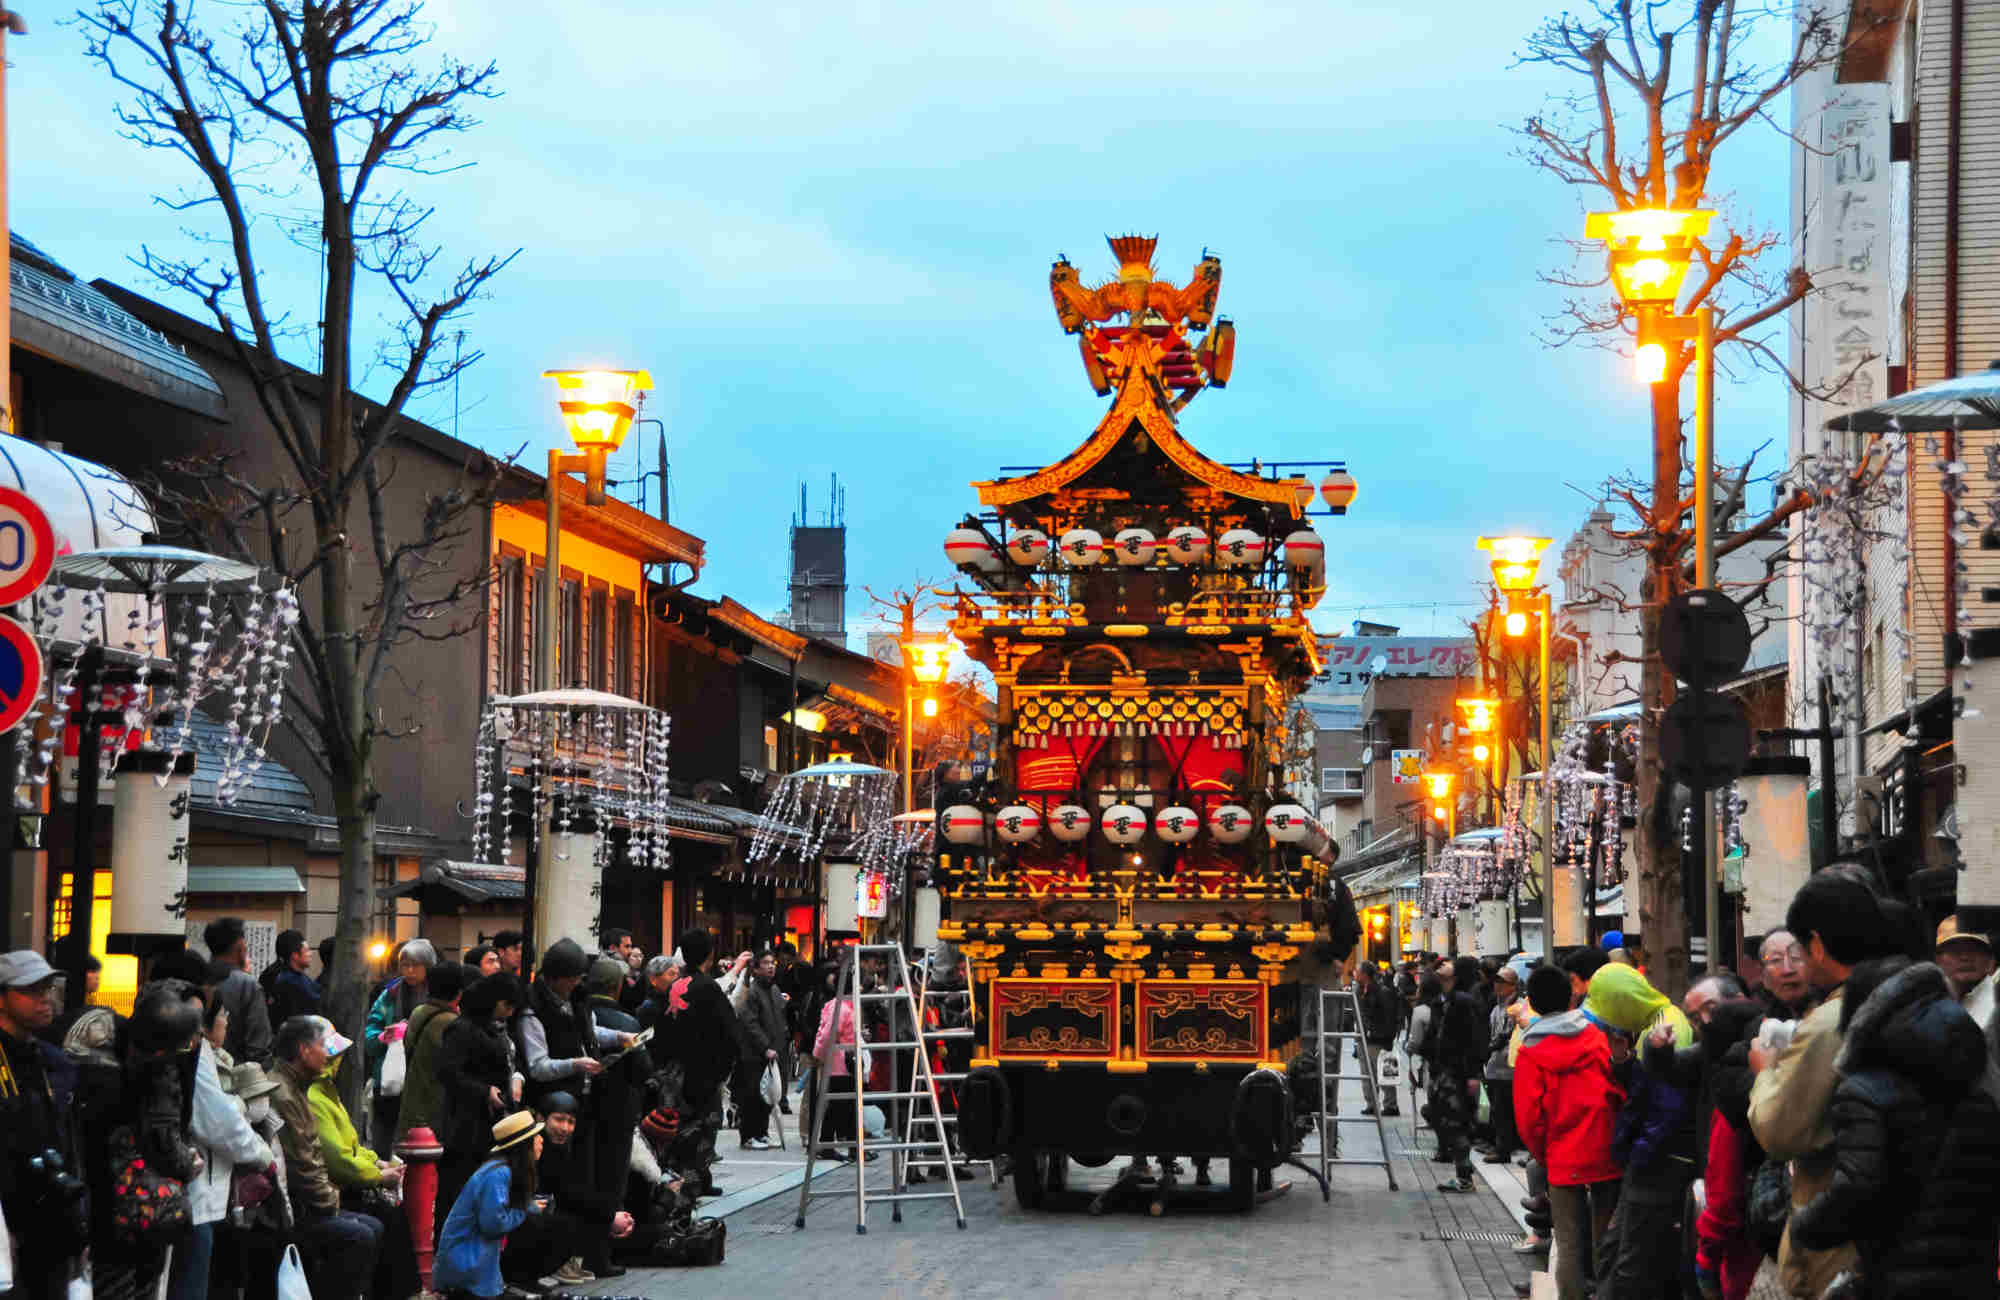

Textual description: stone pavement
[562,1071,1535,1300]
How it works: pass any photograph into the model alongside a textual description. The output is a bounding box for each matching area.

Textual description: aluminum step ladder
[794,943,971,1233]
[899,962,1000,1189]
[1316,985,1398,1190]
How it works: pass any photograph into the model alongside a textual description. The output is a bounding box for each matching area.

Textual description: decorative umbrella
[50,544,264,593]
[1826,361,2000,432]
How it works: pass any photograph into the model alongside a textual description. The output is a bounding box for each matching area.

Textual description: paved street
[570,1074,1537,1300]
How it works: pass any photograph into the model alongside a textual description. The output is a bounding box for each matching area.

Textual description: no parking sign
[0,616,43,735]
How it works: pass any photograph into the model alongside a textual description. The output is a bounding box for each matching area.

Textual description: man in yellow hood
[1582,962,1698,1299]
[1582,964,1694,1049]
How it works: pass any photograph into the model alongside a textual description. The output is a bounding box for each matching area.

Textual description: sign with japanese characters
[1313,637,1476,694]
[1804,83,1891,422]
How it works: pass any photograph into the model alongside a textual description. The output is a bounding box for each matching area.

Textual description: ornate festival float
[934,236,1356,1210]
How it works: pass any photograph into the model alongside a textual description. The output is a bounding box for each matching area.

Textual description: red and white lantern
[1154,805,1201,844]
[1282,529,1325,577]
[1165,526,1209,565]
[1048,804,1092,842]
[1319,469,1357,513]
[1112,527,1157,566]
[1208,804,1254,844]
[1263,803,1311,843]
[940,804,989,846]
[1100,804,1147,846]
[1057,528,1104,567]
[1216,528,1266,568]
[1007,529,1051,567]
[944,527,1000,573]
[994,804,1042,844]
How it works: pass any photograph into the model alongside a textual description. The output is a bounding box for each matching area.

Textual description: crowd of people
[1390,868,2000,1300]
[0,919,897,1300]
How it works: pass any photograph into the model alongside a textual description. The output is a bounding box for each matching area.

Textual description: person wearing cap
[434,1110,545,1299]
[270,1015,384,1300]
[1934,915,1995,1003]
[1482,964,1524,1164]
[0,950,88,1295]
[305,1014,420,1300]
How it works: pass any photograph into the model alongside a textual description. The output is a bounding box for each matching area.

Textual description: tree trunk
[328,767,378,1120]
[1636,373,1691,997]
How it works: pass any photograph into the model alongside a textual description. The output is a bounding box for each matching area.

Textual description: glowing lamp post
[526,368,651,948]
[897,635,953,814]
[1422,770,1456,837]
[1478,534,1557,957]
[1456,696,1501,818]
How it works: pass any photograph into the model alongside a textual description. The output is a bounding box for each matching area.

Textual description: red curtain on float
[1011,735,1102,893]
[1156,732,1248,891]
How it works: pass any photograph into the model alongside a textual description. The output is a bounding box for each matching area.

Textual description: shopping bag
[1377,1051,1400,1089]
[276,1242,312,1300]
[759,1061,782,1108]
[378,1023,408,1098]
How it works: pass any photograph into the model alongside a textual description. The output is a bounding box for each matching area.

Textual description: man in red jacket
[1515,965,1624,1300]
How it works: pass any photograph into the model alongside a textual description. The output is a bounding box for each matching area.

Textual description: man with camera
[1,950,88,1295]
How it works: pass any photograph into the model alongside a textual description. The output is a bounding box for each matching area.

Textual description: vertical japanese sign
[1805,84,1891,424]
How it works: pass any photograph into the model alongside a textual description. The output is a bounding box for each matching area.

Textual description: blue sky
[13,1,1797,643]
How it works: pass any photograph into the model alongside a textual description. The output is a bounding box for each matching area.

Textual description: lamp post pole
[528,448,566,952]
[1539,591,1555,959]
[1694,304,1722,973]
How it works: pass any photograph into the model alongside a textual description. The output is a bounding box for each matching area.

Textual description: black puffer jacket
[1789,959,2000,1299]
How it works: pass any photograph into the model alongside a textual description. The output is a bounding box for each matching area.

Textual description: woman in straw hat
[433,1110,544,1300]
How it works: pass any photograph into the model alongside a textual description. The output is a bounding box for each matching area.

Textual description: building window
[1321,767,1362,794]
[498,555,525,695]
[614,593,634,699]
[588,588,609,692]
[560,577,582,687]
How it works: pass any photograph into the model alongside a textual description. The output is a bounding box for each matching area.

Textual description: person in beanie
[514,939,633,1110]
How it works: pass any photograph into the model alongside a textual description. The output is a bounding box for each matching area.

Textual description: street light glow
[1635,342,1669,384]
[901,637,953,685]
[1505,610,1529,637]
[542,368,653,452]
[921,695,939,718]
[1473,743,1491,762]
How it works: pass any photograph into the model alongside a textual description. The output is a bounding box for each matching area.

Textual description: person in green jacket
[394,961,468,1149]
[307,1041,420,1298]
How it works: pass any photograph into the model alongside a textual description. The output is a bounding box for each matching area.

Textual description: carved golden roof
[973,371,1307,512]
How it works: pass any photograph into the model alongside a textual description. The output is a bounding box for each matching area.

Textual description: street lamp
[1423,770,1456,836]
[1456,696,1501,816]
[1478,534,1557,957]
[530,367,651,946]
[897,635,953,814]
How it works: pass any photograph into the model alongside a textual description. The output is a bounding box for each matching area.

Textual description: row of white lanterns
[946,524,1325,577]
[941,800,1332,858]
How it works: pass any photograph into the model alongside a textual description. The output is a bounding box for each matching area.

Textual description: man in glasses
[1755,930,1813,1018]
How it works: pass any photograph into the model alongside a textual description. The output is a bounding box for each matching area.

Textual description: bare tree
[1516,0,1889,991]
[80,0,515,1104]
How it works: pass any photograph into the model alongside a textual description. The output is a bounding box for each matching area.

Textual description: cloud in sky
[12,0,1797,641]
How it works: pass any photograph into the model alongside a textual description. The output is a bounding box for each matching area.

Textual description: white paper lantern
[1737,757,1811,936]
[1476,900,1512,955]
[1154,805,1200,843]
[1283,529,1325,576]
[1007,529,1051,567]
[1456,906,1478,957]
[1111,527,1157,566]
[1165,526,1210,565]
[1047,804,1092,842]
[944,526,999,572]
[994,804,1042,844]
[1100,804,1148,845]
[1208,804,1253,844]
[1216,528,1266,568]
[940,804,989,846]
[1263,802,1311,842]
[1057,527,1104,567]
[108,749,196,945]
[1319,469,1357,512]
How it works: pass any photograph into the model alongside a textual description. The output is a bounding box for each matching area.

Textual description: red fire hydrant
[394,1124,446,1293]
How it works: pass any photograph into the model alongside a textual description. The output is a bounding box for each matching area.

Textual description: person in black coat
[1430,956,1488,1194]
[1790,956,2000,1300]
[654,930,744,1197]
[434,973,524,1229]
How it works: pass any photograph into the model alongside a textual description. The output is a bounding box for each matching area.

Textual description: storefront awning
[186,866,306,895]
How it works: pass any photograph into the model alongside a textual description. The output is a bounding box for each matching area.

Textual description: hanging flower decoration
[20,559,299,807]
[746,760,898,874]
[469,690,673,871]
